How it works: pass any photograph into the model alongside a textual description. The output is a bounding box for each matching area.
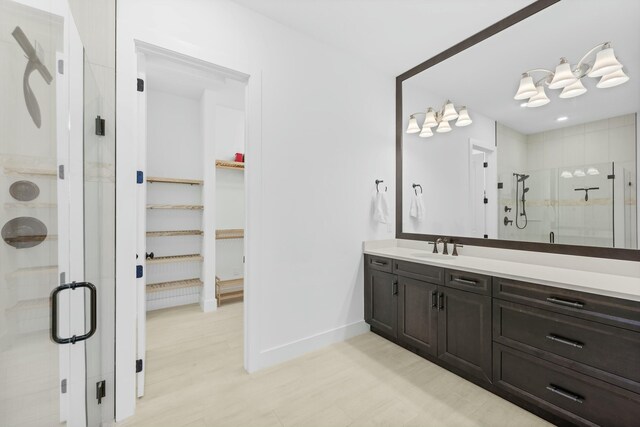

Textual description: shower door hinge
[95,116,106,136]
[497,182,503,189]
[137,171,144,184]
[136,265,143,278]
[607,174,615,179]
[96,380,106,404]
[61,379,67,394]
[57,59,64,75]
[58,165,65,179]
[483,162,488,168]
[137,78,145,92]
[483,197,488,204]
[136,359,143,373]
[484,234,488,239]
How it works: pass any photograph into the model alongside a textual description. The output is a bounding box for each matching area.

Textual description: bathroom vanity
[363,243,640,427]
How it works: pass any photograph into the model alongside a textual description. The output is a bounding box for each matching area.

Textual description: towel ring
[412,183,423,195]
[375,179,387,193]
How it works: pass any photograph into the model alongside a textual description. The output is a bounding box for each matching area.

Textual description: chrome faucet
[440,238,449,255]
[452,242,463,256]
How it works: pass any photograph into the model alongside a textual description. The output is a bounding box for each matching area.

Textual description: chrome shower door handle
[51,282,97,344]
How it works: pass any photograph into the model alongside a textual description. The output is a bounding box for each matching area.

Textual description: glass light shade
[441,102,458,121]
[596,68,630,88]
[423,108,438,128]
[588,46,623,78]
[514,74,538,100]
[560,171,573,179]
[419,125,433,138]
[455,107,472,127]
[406,116,420,134]
[436,120,452,133]
[573,169,586,177]
[587,167,600,176]
[559,78,587,99]
[548,60,578,89]
[526,86,550,108]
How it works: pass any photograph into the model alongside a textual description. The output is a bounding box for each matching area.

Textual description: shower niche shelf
[3,166,57,177]
[146,176,203,185]
[146,254,203,265]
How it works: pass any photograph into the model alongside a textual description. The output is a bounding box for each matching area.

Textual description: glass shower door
[0,1,70,425]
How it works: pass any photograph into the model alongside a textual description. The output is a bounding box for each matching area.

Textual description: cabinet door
[398,277,438,356]
[364,269,397,338]
[438,287,492,383]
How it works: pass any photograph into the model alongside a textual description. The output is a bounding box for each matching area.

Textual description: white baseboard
[146,293,200,311]
[254,320,369,371]
[200,297,217,312]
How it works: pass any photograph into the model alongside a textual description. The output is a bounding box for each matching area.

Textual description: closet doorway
[134,43,248,398]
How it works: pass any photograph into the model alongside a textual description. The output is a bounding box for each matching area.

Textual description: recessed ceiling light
[556,116,568,122]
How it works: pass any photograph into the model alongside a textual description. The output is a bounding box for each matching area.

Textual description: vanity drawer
[493,277,640,332]
[444,269,491,296]
[393,260,443,284]
[494,343,640,427]
[494,299,640,394]
[365,255,393,273]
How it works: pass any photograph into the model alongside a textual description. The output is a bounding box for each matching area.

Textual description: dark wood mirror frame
[395,0,639,262]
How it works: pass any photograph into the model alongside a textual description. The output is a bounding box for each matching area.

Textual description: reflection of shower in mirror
[513,173,529,229]
[11,26,53,128]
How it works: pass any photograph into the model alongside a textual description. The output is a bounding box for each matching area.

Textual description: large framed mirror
[397,0,639,260]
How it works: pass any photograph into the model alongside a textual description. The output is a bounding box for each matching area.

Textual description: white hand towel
[409,192,419,218]
[416,193,426,220]
[373,191,389,224]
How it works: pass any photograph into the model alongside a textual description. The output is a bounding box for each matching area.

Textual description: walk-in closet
[135,44,247,397]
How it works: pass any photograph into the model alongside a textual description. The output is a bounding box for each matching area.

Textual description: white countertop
[364,244,640,302]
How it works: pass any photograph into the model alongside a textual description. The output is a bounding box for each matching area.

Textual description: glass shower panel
[83,51,116,426]
[557,162,614,247]
[0,1,68,426]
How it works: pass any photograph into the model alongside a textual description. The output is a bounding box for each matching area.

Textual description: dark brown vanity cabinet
[364,264,397,339]
[364,254,640,427]
[397,276,438,356]
[438,286,492,383]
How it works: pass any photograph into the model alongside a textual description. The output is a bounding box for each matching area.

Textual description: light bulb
[419,126,433,138]
[596,69,630,88]
[549,58,578,89]
[559,79,587,98]
[441,102,458,121]
[573,169,586,177]
[514,74,538,100]
[406,116,420,134]
[423,108,438,128]
[588,45,623,78]
[436,120,452,133]
[455,107,472,127]
[527,86,550,108]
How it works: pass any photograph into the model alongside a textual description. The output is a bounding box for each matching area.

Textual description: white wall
[117,0,394,418]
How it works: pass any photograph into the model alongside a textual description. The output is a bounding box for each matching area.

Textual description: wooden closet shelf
[146,278,203,293]
[146,230,203,237]
[215,160,245,170]
[215,229,244,240]
[147,204,204,210]
[216,276,244,306]
[146,176,203,185]
[147,254,204,264]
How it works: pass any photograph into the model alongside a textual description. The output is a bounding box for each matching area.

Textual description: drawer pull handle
[546,297,584,308]
[546,384,584,404]
[431,291,438,308]
[546,334,584,349]
[372,260,388,267]
[392,280,398,296]
[453,278,477,286]
[438,292,445,311]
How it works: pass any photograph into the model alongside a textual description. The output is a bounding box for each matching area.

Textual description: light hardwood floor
[119,303,551,427]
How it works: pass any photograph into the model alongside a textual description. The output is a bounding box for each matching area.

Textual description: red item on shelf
[235,153,244,162]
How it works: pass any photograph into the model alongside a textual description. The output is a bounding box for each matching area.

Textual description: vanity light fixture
[406,115,420,133]
[560,170,573,178]
[405,100,472,138]
[574,169,586,177]
[587,167,600,176]
[515,42,629,107]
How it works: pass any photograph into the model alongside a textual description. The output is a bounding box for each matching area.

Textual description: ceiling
[405,0,640,134]
[231,0,534,76]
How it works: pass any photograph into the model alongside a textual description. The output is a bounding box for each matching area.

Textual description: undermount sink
[411,252,447,259]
